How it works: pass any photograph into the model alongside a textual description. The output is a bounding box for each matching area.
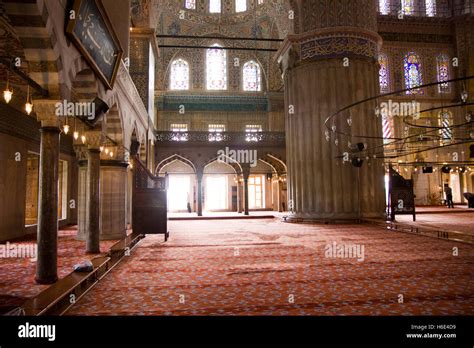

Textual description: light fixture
[25,86,33,115]
[73,131,79,140]
[109,151,113,158]
[81,135,86,144]
[63,124,70,134]
[100,146,104,152]
[4,71,12,104]
[105,148,109,155]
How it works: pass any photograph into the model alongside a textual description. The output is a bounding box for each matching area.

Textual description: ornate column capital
[34,99,62,128]
[73,144,89,161]
[276,27,383,74]
[85,131,102,150]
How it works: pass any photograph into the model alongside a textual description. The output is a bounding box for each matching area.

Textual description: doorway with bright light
[205,175,228,211]
[168,175,192,212]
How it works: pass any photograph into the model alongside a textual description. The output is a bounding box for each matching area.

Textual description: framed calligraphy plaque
[66,0,123,89]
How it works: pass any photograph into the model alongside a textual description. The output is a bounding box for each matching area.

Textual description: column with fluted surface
[277,0,386,221]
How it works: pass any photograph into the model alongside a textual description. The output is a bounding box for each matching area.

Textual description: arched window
[378,53,390,93]
[404,52,423,94]
[236,0,247,12]
[379,0,390,15]
[437,54,450,93]
[185,0,196,10]
[209,0,221,13]
[401,0,414,15]
[207,44,227,90]
[243,61,261,91]
[439,111,453,143]
[170,59,189,90]
[425,0,436,16]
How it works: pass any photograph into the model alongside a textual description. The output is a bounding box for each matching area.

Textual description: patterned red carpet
[67,219,474,316]
[0,228,118,313]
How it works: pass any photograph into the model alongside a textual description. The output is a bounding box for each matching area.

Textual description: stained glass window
[404,52,423,94]
[439,111,452,142]
[378,54,390,93]
[243,61,261,92]
[437,54,450,93]
[207,44,227,90]
[170,59,189,90]
[426,0,436,16]
[185,0,196,10]
[401,0,414,15]
[210,0,221,13]
[379,0,390,15]
[236,0,247,12]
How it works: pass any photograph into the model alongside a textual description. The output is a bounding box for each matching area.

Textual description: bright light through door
[206,176,227,211]
[249,175,264,209]
[168,175,191,212]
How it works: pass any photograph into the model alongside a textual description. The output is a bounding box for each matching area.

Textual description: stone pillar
[277,0,385,221]
[100,161,128,240]
[85,132,101,254]
[34,100,61,284]
[242,165,250,215]
[237,176,243,213]
[197,170,203,216]
[75,146,88,241]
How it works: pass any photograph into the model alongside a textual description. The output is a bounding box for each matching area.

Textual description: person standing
[444,184,454,208]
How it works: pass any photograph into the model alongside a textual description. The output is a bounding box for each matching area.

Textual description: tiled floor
[67,218,474,316]
[0,227,118,313]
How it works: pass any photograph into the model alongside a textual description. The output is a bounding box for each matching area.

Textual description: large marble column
[34,100,61,284]
[277,0,386,222]
[100,161,128,239]
[85,132,101,254]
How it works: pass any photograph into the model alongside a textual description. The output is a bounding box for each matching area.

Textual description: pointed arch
[156,154,197,175]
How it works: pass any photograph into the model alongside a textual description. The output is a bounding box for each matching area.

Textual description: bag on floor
[73,260,93,272]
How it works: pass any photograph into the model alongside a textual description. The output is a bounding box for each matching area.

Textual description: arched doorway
[159,159,195,212]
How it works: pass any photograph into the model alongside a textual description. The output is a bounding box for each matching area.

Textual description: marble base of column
[35,127,60,284]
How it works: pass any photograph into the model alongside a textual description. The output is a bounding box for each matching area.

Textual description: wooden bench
[13,233,146,316]
[22,256,110,316]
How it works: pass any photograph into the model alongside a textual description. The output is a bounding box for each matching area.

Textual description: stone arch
[156,154,197,175]
[104,104,125,160]
[204,157,242,175]
[3,0,64,98]
[257,158,278,174]
[266,153,287,174]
